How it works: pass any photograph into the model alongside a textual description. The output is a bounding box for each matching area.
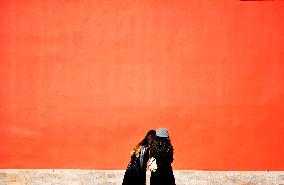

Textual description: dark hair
[150,135,174,161]
[138,130,156,146]
[154,135,172,146]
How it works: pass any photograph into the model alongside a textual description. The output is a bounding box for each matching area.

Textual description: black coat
[150,139,176,185]
[122,145,149,185]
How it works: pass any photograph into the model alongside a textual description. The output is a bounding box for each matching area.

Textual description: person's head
[139,130,156,146]
[154,128,172,146]
[146,130,156,145]
[150,128,174,157]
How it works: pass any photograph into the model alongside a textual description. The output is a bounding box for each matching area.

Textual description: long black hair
[150,135,174,162]
[138,130,156,146]
[152,135,173,150]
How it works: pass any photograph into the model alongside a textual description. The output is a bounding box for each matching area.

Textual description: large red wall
[0,1,284,170]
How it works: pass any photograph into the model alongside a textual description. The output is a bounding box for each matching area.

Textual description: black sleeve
[139,145,149,171]
[164,147,174,164]
[155,147,174,168]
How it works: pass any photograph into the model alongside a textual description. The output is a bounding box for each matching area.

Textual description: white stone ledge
[0,169,283,185]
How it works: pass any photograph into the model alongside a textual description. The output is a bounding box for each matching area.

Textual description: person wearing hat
[122,130,156,185]
[149,128,176,185]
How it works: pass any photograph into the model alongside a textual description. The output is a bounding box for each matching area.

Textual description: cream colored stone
[0,170,283,185]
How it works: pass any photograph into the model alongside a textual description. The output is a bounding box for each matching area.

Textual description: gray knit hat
[156,128,169,138]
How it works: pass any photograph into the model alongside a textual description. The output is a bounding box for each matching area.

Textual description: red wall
[1,1,284,170]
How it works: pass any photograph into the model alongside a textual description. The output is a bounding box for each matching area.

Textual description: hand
[149,157,157,172]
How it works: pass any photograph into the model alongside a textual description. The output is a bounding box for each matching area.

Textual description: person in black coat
[149,128,176,185]
[122,130,156,185]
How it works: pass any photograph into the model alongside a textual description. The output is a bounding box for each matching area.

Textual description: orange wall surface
[0,1,284,170]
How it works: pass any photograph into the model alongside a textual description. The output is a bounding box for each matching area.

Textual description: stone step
[0,170,283,185]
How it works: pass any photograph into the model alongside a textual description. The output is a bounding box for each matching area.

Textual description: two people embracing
[122,128,175,185]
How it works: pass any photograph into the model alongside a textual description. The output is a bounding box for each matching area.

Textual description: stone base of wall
[0,170,283,185]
